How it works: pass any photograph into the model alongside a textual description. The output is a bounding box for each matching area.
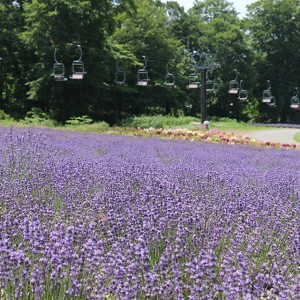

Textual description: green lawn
[173,120,272,132]
[294,131,300,143]
[0,116,289,134]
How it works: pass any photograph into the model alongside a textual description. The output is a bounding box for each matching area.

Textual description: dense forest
[0,0,299,124]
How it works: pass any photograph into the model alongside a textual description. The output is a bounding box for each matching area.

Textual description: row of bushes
[0,109,202,129]
[0,108,252,133]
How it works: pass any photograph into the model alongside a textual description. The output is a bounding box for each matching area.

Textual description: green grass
[120,115,274,132]
[209,120,271,132]
[0,116,287,134]
[120,115,199,130]
[64,121,110,133]
[294,131,300,143]
[0,120,110,133]
[167,121,264,131]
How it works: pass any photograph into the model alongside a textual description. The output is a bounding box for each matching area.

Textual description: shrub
[65,115,93,126]
[72,121,110,133]
[21,108,54,126]
[0,109,11,120]
[120,115,199,129]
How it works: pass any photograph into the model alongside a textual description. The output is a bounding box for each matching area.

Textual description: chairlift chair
[262,90,272,103]
[206,71,215,94]
[115,70,127,85]
[228,79,239,94]
[165,73,175,87]
[238,89,248,101]
[186,51,201,89]
[228,69,239,94]
[262,80,272,103]
[52,63,67,81]
[136,56,150,86]
[114,60,127,86]
[69,45,86,80]
[51,48,67,81]
[164,61,175,88]
[187,73,200,89]
[290,87,300,110]
[137,70,149,86]
[206,80,215,94]
[268,96,276,107]
[238,80,248,102]
[70,60,86,79]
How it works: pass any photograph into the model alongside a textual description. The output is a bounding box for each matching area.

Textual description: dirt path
[231,129,300,144]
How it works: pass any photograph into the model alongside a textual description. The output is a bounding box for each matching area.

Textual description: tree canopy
[0,0,299,124]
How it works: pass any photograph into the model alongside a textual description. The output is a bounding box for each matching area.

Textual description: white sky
[162,0,257,18]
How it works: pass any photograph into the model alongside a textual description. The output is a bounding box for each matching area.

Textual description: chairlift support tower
[190,51,220,123]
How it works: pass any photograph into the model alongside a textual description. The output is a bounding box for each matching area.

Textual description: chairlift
[164,61,175,88]
[268,96,276,108]
[69,45,86,80]
[186,51,201,89]
[262,90,272,103]
[238,80,248,102]
[206,80,214,93]
[229,80,239,94]
[187,72,200,89]
[51,48,67,82]
[290,87,300,110]
[262,80,273,103]
[165,73,176,87]
[136,56,150,86]
[114,60,127,86]
[228,70,239,94]
[206,71,215,94]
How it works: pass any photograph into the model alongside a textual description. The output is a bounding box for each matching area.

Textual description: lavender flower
[0,126,299,298]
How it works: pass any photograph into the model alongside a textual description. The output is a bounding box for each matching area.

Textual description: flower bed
[1,127,300,299]
[109,127,300,150]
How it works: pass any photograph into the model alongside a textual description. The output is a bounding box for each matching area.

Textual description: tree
[185,0,256,120]
[19,0,134,122]
[247,0,300,122]
[0,1,31,116]
[108,0,185,119]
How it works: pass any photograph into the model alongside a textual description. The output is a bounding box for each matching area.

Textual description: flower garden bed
[108,127,300,150]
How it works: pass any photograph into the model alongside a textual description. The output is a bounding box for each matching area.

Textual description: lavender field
[1,127,300,299]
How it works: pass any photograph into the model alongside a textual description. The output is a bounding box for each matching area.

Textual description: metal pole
[191,51,219,123]
[200,67,208,123]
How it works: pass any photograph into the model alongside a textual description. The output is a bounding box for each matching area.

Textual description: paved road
[245,129,300,145]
